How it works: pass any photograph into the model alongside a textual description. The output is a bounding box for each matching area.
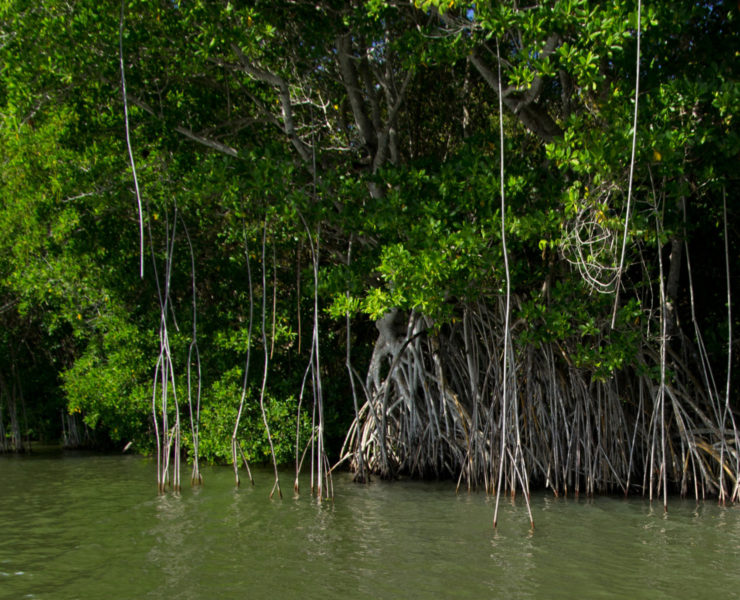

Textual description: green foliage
[61,325,152,448]
[195,367,311,465]
[1,0,737,467]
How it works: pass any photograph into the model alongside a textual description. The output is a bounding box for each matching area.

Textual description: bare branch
[174,125,238,157]
[120,91,240,158]
[372,67,414,172]
[336,34,378,153]
[231,44,313,165]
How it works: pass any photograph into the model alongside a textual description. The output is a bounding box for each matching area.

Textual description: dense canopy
[1,0,739,506]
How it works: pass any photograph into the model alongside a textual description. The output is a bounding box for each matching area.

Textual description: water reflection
[2,454,740,599]
[148,494,194,597]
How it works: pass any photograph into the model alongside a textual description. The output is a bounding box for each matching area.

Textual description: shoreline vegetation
[1,0,739,521]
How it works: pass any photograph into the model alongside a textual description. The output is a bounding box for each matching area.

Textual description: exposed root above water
[338,303,740,502]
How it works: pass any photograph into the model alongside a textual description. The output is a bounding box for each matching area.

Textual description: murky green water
[1,450,739,599]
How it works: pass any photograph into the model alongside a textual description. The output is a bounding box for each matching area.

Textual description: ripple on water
[2,456,740,599]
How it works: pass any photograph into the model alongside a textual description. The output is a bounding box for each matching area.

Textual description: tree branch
[336,34,378,153]
[516,34,560,109]
[372,67,414,172]
[469,50,562,142]
[174,125,238,157]
[231,44,313,165]
[121,90,240,158]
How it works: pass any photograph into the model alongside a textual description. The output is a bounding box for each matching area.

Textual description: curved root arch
[560,184,622,295]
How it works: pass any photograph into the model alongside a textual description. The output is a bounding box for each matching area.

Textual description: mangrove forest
[1,0,739,517]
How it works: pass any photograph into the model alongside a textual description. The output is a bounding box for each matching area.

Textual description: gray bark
[469,51,562,142]
[665,236,683,337]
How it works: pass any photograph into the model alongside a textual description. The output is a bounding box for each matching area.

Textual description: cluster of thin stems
[339,302,739,507]
[150,209,183,493]
[142,204,333,499]
[293,218,333,501]
[226,215,333,502]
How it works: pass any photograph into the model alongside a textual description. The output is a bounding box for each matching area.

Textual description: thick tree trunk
[7,393,23,452]
[62,411,86,448]
[665,236,683,338]
[0,395,7,452]
[0,372,23,452]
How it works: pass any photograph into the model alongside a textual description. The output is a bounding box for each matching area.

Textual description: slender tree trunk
[655,208,668,512]
[232,222,255,487]
[259,220,282,500]
[182,216,203,486]
[719,187,739,502]
[611,0,642,327]
[492,39,533,530]
[345,237,367,483]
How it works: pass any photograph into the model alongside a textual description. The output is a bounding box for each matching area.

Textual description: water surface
[1,450,739,599]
